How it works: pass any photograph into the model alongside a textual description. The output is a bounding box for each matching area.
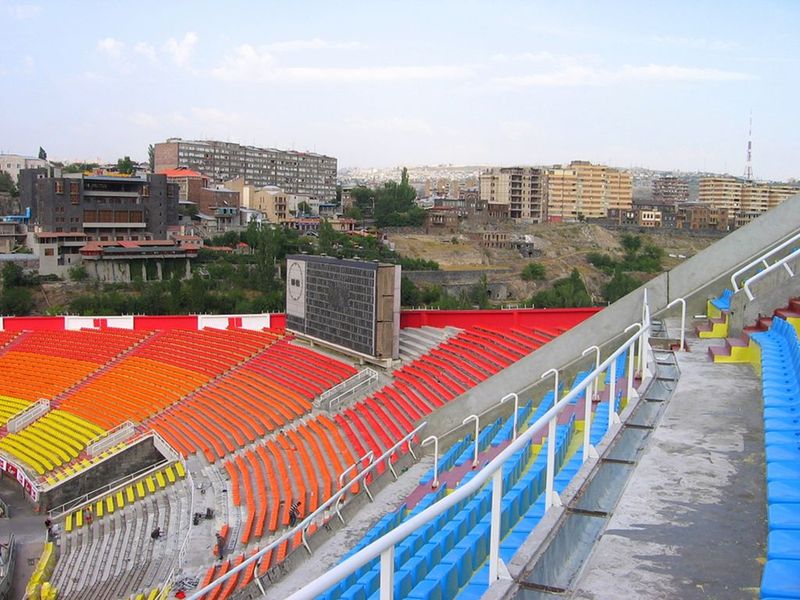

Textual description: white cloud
[651,35,738,52]
[164,32,198,66]
[127,107,239,130]
[264,38,362,52]
[211,44,473,83]
[500,120,535,141]
[134,42,158,62]
[491,51,561,64]
[6,3,41,19]
[97,37,124,58]
[344,117,433,135]
[494,63,752,87]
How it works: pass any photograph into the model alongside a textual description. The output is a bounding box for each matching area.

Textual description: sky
[1,0,798,180]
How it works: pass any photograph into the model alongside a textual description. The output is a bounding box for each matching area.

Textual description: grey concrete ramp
[568,339,765,600]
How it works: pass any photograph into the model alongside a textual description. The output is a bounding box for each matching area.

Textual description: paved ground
[0,476,47,600]
[570,338,766,599]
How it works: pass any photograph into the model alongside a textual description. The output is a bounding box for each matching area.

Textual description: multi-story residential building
[243,185,315,223]
[153,138,337,202]
[20,172,178,241]
[479,167,546,222]
[699,176,798,220]
[546,161,632,221]
[0,153,48,183]
[676,202,730,232]
[652,176,689,204]
[458,186,484,214]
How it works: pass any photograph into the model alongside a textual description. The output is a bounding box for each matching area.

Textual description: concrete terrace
[564,336,765,599]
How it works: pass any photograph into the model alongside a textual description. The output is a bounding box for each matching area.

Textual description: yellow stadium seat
[106,496,114,513]
[96,500,104,518]
[165,466,176,483]
[155,472,166,489]
[136,481,146,499]
[147,589,160,600]
[146,477,156,493]
[116,491,125,509]
[65,513,73,533]
[126,486,135,503]
[75,510,83,528]
[175,462,186,478]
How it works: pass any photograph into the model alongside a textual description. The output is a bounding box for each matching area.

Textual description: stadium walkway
[565,337,766,599]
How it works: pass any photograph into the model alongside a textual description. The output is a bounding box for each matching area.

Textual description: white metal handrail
[186,422,427,600]
[666,298,686,352]
[273,322,649,600]
[319,368,379,410]
[730,229,800,291]
[743,247,800,300]
[156,460,194,599]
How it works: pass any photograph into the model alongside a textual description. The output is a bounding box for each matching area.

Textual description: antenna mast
[744,112,753,180]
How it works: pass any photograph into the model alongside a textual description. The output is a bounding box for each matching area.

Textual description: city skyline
[1,0,798,180]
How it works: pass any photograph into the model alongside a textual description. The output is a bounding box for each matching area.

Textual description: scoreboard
[286,255,400,360]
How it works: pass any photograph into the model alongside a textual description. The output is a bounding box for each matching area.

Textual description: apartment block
[154,138,337,202]
[699,176,798,220]
[0,153,48,183]
[676,202,730,232]
[546,161,632,221]
[479,167,546,222]
[652,176,689,204]
[20,172,178,241]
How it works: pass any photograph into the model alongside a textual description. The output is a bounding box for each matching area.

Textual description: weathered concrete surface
[569,339,765,600]
[0,475,47,599]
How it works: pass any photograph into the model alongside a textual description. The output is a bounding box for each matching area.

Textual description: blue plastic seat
[769,504,800,530]
[768,530,800,560]
[407,577,443,600]
[762,559,800,598]
[769,480,800,504]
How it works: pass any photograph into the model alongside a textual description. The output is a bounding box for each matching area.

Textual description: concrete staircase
[50,477,192,600]
[398,326,461,361]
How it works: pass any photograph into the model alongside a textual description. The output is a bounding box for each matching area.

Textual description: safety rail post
[624,323,642,405]
[462,415,480,468]
[743,247,800,301]
[421,436,440,489]
[488,468,503,583]
[730,228,800,291]
[499,393,519,440]
[379,545,395,600]
[581,346,601,462]
[540,368,560,510]
[607,358,617,430]
[666,297,686,351]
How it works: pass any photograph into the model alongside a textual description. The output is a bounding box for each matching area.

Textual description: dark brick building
[20,172,178,241]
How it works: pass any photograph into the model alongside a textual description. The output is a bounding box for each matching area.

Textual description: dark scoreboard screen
[286,255,379,356]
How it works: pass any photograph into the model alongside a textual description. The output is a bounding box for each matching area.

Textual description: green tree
[531,269,592,308]
[400,276,421,307]
[148,144,155,172]
[2,262,24,287]
[373,170,423,228]
[620,234,642,256]
[602,270,641,303]
[0,171,18,197]
[521,262,546,281]
[297,200,312,215]
[318,220,338,256]
[343,205,363,221]
[38,147,47,160]
[117,156,135,174]
[68,264,88,282]
[0,286,33,315]
[63,162,100,174]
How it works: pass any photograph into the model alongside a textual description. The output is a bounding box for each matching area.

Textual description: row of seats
[64,463,186,532]
[0,409,104,474]
[0,351,100,403]
[223,414,356,544]
[319,365,622,600]
[148,340,357,463]
[133,328,281,378]
[750,316,800,599]
[59,357,209,429]
[44,441,130,486]
[0,394,30,426]
[12,329,146,364]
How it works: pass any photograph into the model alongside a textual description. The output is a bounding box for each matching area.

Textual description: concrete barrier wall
[423,194,800,439]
